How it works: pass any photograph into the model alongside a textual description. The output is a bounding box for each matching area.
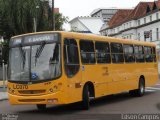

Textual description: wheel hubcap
[140,84,144,93]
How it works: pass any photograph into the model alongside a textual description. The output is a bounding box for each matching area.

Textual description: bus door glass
[64,38,81,102]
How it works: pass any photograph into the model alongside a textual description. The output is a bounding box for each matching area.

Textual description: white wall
[70,20,89,31]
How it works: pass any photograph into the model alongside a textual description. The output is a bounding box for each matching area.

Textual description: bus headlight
[49,88,53,93]
[8,87,15,94]
[49,85,59,93]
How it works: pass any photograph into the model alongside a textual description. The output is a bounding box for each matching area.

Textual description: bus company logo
[13,84,28,90]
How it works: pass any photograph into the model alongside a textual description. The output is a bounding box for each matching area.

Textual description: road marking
[155,83,160,86]
[146,87,160,90]
[145,84,160,92]
[145,89,156,92]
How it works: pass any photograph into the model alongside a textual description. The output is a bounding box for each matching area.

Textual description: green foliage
[0,0,68,40]
[0,0,68,64]
[54,13,69,30]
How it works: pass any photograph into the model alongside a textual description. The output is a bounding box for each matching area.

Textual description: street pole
[33,18,36,32]
[2,60,5,92]
[52,0,55,30]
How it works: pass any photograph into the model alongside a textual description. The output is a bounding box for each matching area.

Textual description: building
[91,8,118,34]
[69,17,104,35]
[54,8,59,14]
[101,0,160,48]
[91,8,118,23]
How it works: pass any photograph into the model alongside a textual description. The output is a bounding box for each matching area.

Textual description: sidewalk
[0,80,7,87]
[0,92,8,101]
[0,81,8,101]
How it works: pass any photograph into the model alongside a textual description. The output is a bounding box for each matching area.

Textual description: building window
[138,33,140,40]
[117,27,119,32]
[144,18,146,24]
[156,13,159,20]
[129,22,132,27]
[138,20,141,26]
[130,35,132,39]
[150,30,152,41]
[150,15,152,22]
[156,28,159,40]
[127,23,128,28]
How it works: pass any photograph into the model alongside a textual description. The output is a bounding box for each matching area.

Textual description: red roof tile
[156,0,160,8]
[108,9,133,28]
[108,0,160,28]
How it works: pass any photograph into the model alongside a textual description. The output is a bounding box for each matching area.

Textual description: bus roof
[11,31,156,47]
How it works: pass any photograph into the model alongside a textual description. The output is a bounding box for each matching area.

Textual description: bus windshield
[9,33,61,82]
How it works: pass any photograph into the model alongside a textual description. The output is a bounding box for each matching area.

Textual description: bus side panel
[82,65,108,98]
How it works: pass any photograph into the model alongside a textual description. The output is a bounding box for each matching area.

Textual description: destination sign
[10,33,59,47]
[24,34,57,44]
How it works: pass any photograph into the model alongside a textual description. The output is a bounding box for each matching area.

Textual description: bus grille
[18,90,46,95]
[18,99,45,102]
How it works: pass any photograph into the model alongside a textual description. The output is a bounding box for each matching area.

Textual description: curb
[0,93,8,101]
[0,98,8,101]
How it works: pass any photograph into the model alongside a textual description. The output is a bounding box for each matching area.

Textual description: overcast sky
[53,0,155,30]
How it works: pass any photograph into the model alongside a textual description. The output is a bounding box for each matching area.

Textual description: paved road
[0,84,160,120]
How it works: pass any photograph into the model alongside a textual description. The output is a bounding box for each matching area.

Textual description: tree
[0,0,68,64]
[54,13,69,30]
[0,0,68,40]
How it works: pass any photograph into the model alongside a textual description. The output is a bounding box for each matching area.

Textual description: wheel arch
[139,75,145,86]
[83,81,95,98]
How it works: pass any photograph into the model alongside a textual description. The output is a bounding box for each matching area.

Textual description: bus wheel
[81,85,90,110]
[136,78,145,97]
[129,78,145,97]
[36,104,46,111]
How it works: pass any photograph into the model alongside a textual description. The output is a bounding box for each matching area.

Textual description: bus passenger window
[111,43,124,63]
[134,46,145,63]
[64,38,80,77]
[152,47,156,62]
[80,40,95,64]
[124,44,135,63]
[95,42,111,63]
[144,46,153,62]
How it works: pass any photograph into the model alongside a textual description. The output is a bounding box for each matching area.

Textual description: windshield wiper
[18,45,26,69]
[35,41,46,66]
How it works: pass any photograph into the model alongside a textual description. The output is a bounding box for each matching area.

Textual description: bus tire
[129,78,145,97]
[81,85,90,110]
[136,78,145,97]
[36,104,46,111]
[129,90,137,96]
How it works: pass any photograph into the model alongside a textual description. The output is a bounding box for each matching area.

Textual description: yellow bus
[8,31,158,110]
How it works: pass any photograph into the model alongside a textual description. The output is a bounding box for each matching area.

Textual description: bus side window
[111,43,124,63]
[134,45,145,63]
[144,46,153,62]
[152,47,156,62]
[80,40,95,64]
[124,44,135,63]
[95,41,111,63]
[64,38,80,77]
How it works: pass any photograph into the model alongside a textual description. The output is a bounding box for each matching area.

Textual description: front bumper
[8,91,67,105]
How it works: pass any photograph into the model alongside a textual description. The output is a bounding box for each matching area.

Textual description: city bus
[7,31,158,110]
